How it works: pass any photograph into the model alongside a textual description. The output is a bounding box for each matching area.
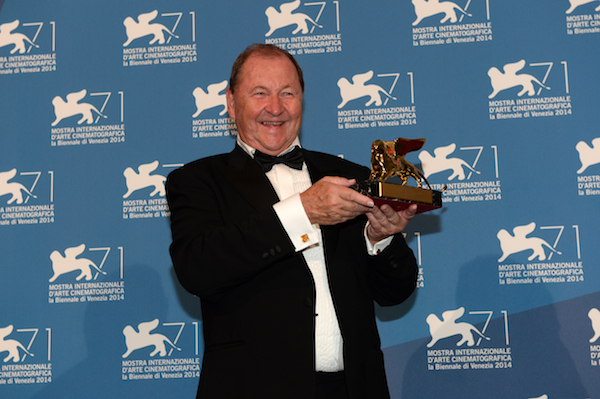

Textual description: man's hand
[300,176,374,225]
[365,203,417,245]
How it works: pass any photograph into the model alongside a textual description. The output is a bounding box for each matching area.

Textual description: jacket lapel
[302,150,342,183]
[218,147,348,263]
[217,145,280,212]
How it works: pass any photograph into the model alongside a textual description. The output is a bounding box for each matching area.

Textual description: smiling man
[166,43,418,399]
[226,50,303,156]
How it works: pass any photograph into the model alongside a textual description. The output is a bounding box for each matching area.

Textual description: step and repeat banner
[1,0,599,398]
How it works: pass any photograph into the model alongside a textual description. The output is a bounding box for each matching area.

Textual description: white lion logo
[0,325,35,363]
[497,222,562,263]
[589,308,600,343]
[49,244,107,283]
[265,0,322,37]
[0,20,39,54]
[576,137,600,174]
[412,0,472,26]
[51,89,107,127]
[123,10,179,47]
[418,143,481,181]
[566,0,600,14]
[192,80,228,118]
[337,71,396,109]
[426,307,490,347]
[123,160,166,199]
[488,60,550,99]
[122,319,181,358]
[0,169,37,205]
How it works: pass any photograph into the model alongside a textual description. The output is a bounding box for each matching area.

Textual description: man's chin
[258,140,297,155]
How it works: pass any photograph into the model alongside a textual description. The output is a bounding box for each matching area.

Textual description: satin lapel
[302,150,342,183]
[217,145,280,212]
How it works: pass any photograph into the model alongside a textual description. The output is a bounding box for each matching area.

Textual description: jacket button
[262,252,269,259]
[270,248,276,256]
[303,298,313,307]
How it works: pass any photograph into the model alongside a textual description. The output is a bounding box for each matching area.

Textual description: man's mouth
[261,121,285,126]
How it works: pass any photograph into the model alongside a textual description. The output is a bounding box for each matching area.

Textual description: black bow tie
[254,146,304,172]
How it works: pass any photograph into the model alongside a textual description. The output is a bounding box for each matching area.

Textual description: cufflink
[301,234,309,243]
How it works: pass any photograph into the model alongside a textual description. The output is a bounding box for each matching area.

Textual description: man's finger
[338,186,374,208]
[399,204,418,219]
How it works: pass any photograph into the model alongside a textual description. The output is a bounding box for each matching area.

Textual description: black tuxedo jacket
[166,145,417,399]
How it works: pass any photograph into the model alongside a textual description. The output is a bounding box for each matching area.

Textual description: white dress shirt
[237,137,392,371]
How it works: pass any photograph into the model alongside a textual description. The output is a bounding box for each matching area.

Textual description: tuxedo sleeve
[302,150,418,307]
[365,234,418,306]
[166,159,297,303]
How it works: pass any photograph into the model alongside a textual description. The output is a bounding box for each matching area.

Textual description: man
[167,43,418,399]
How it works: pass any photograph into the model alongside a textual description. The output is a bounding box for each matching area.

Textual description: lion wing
[1,20,21,34]
[64,244,86,258]
[502,59,526,75]
[395,138,426,156]
[0,325,14,339]
[441,307,464,323]
[138,319,160,334]
[137,10,159,24]
[0,168,18,183]
[351,70,374,86]
[512,222,536,238]
[433,143,456,159]
[137,160,160,175]
[280,0,301,14]
[65,89,87,104]
[207,80,228,94]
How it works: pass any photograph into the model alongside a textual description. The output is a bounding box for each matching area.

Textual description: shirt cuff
[273,193,320,251]
[364,223,393,255]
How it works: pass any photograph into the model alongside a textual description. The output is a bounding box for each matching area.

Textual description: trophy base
[353,180,442,214]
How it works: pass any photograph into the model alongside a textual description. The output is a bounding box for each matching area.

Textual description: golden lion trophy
[353,137,443,214]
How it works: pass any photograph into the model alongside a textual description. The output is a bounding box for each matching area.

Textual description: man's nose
[265,95,283,115]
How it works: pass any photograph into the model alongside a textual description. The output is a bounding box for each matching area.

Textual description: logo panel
[419,143,501,203]
[496,223,584,285]
[411,0,493,47]
[425,308,512,371]
[487,59,573,120]
[49,90,125,147]
[122,161,180,220]
[0,19,57,75]
[336,70,417,130]
[576,137,600,197]
[565,0,600,35]
[122,10,197,67]
[0,168,55,226]
[48,244,125,304]
[264,0,343,56]
[121,319,200,381]
[590,307,600,367]
[0,325,52,385]
[191,80,237,139]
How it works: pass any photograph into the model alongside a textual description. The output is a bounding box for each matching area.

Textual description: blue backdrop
[1,0,599,398]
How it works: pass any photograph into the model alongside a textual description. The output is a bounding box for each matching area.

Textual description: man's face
[227,54,303,156]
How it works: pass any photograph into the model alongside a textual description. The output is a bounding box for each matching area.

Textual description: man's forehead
[238,54,300,85]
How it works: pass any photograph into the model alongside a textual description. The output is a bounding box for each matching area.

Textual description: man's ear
[226,88,235,120]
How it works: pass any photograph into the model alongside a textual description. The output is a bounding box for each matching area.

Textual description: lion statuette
[369,137,431,189]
